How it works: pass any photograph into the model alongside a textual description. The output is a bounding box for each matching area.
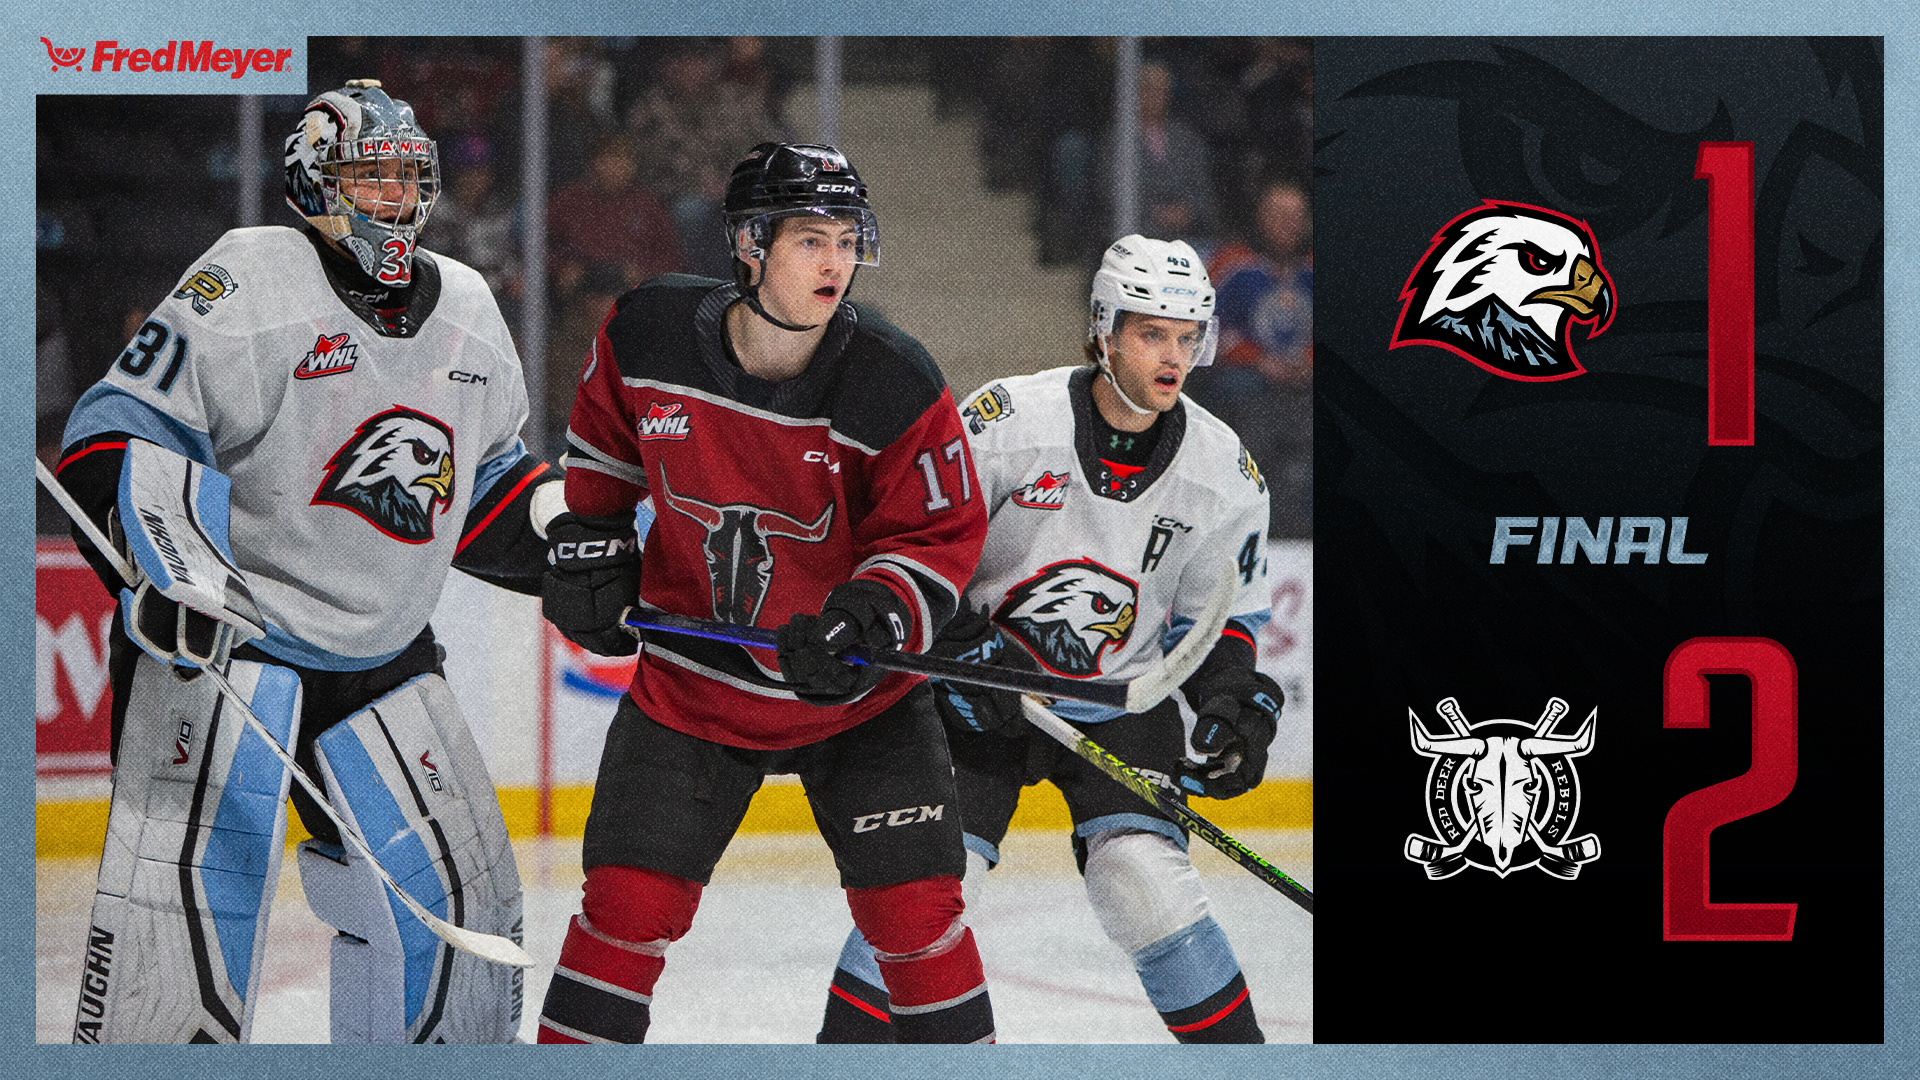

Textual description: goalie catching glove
[926,604,1031,736]
[1180,664,1283,800]
[776,578,907,704]
[542,512,642,656]
[115,440,266,669]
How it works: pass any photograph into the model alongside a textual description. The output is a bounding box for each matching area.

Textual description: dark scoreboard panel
[1313,38,1881,1042]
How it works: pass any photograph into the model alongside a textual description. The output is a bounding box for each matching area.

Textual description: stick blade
[1123,572,1238,714]
[425,914,537,967]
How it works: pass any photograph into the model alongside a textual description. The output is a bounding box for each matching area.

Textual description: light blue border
[8,2,1910,1076]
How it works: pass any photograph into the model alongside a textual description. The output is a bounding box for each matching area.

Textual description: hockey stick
[36,458,535,968]
[620,572,1236,714]
[1017,696,1314,913]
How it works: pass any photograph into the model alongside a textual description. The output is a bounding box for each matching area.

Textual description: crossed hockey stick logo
[1405,696,1602,880]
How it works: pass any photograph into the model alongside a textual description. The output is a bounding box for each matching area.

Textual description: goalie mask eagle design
[313,406,457,543]
[994,559,1139,678]
[1390,201,1615,381]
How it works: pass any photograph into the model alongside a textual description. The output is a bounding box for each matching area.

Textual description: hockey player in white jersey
[53,81,559,1043]
[816,235,1284,1043]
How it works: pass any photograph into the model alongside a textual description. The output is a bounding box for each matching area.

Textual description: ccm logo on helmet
[852,805,945,833]
[816,183,859,194]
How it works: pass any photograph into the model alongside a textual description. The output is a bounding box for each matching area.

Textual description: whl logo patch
[638,401,691,441]
[294,333,359,379]
[1405,696,1601,880]
[1012,470,1070,510]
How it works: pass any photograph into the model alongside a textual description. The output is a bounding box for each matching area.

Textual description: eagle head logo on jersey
[1390,201,1616,381]
[312,406,457,543]
[656,461,833,626]
[993,559,1138,678]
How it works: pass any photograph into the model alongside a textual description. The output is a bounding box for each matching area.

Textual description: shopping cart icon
[42,38,85,71]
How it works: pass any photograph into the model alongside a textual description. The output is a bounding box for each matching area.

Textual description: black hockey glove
[776,579,908,705]
[927,604,1030,736]
[1180,666,1284,800]
[541,511,642,657]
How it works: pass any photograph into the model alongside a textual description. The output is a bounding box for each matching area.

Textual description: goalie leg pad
[846,875,994,1043]
[1082,828,1261,1042]
[307,673,523,1044]
[75,656,301,1043]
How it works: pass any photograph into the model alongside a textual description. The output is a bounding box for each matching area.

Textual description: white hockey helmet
[1088,234,1218,368]
[284,80,440,286]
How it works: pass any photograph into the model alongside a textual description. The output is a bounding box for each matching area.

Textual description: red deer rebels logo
[1405,696,1601,879]
[657,461,832,625]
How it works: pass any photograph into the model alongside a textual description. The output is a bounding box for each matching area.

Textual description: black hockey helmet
[723,143,878,270]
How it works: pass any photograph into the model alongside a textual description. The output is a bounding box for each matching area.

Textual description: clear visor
[737,206,879,267]
[324,153,438,229]
[1102,312,1219,369]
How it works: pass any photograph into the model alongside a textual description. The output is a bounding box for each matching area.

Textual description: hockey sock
[536,865,702,1044]
[1132,915,1264,1043]
[845,876,994,1043]
[816,928,897,1043]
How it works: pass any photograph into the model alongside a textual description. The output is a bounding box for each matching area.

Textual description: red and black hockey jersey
[562,276,987,749]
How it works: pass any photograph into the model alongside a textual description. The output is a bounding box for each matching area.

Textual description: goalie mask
[1089,234,1219,370]
[285,80,440,286]
[723,142,878,329]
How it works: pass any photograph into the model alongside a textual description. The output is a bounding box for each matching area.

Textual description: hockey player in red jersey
[816,235,1284,1043]
[535,143,995,1043]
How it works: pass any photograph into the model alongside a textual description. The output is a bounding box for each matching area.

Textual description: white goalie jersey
[957,365,1273,721]
[63,225,531,667]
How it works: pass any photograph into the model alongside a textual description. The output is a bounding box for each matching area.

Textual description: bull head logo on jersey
[1391,201,1615,381]
[994,559,1138,678]
[312,406,456,543]
[657,461,833,625]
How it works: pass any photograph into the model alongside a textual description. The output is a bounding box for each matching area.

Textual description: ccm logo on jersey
[293,332,359,379]
[638,401,691,441]
[448,370,488,385]
[853,805,945,833]
[803,450,841,474]
[1011,470,1070,509]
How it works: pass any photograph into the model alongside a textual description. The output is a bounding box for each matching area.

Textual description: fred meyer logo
[40,38,293,79]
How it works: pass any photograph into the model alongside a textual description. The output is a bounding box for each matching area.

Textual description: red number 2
[1695,142,1756,446]
[1661,636,1798,940]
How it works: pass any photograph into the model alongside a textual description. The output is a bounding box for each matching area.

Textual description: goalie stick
[36,458,535,968]
[620,572,1236,715]
[1018,696,1314,912]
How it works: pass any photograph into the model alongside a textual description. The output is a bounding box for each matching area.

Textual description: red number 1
[1661,636,1798,940]
[1696,142,1756,446]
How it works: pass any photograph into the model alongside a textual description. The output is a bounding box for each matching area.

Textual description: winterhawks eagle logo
[994,559,1138,678]
[1391,201,1616,381]
[312,407,456,543]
